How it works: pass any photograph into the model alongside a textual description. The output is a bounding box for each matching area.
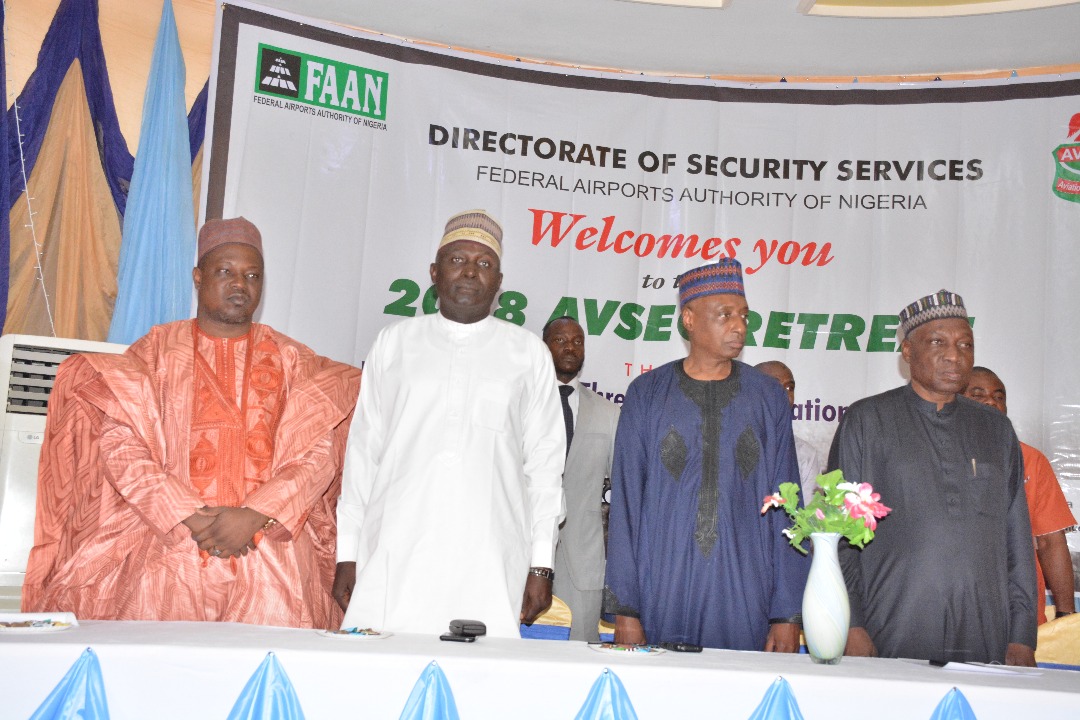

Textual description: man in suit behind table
[544,316,620,641]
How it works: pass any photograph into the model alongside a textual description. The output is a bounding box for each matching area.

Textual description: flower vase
[802,532,849,665]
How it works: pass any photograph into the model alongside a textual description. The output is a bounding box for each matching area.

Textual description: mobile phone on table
[440,632,476,643]
[659,641,703,652]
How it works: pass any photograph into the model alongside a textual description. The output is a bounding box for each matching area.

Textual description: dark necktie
[559,384,574,455]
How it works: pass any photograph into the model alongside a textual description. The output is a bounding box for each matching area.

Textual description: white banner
[204,3,1080,550]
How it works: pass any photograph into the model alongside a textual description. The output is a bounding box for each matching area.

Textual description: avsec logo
[1052,113,1080,203]
[254,44,389,120]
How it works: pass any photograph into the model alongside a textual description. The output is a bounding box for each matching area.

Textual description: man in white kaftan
[333,210,566,637]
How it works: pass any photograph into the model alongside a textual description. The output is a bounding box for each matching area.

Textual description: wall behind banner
[205,5,1080,557]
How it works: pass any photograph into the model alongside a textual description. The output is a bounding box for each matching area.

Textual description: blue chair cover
[399,661,461,720]
[29,647,111,720]
[519,623,572,640]
[746,677,805,720]
[1037,662,1080,671]
[226,652,305,720]
[928,688,978,720]
[574,668,639,720]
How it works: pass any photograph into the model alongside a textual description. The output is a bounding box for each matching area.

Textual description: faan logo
[254,44,388,120]
[1051,113,1080,203]
[258,48,300,98]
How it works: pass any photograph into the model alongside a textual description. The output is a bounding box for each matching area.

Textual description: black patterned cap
[898,289,967,337]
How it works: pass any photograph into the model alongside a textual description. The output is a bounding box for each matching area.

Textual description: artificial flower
[761,470,892,554]
[841,483,892,531]
[760,492,786,514]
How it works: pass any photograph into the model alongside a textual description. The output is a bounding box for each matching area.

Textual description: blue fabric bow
[29,647,111,720]
[929,688,978,720]
[226,652,306,720]
[746,677,805,720]
[399,661,461,720]
[574,668,639,720]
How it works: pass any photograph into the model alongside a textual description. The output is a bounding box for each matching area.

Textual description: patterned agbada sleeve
[244,352,361,539]
[602,379,649,619]
[23,355,113,610]
[47,330,207,542]
[244,429,345,540]
[93,360,206,540]
[97,416,206,539]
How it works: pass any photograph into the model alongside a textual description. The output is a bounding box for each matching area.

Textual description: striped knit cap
[677,257,745,305]
[439,209,503,258]
[898,289,967,337]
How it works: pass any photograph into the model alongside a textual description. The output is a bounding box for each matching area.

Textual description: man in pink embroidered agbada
[22,217,361,628]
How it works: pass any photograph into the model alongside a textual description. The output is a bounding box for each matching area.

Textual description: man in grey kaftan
[828,290,1036,665]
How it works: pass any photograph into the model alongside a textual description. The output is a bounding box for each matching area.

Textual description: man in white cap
[333,210,566,637]
[829,290,1037,665]
[24,217,361,628]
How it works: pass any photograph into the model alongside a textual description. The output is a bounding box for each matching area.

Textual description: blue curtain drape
[107,0,196,343]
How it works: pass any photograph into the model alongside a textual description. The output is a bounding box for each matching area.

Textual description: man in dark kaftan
[603,259,809,651]
[829,290,1037,665]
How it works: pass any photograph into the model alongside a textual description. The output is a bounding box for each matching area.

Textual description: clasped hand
[184,507,269,559]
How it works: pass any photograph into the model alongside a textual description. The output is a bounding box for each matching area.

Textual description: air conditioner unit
[0,334,127,612]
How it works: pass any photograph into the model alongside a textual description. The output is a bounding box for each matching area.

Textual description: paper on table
[941,662,1042,676]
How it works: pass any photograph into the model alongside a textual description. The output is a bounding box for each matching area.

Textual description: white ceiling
[251,0,1080,77]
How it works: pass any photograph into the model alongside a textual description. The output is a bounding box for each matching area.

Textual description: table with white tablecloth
[1,621,1077,719]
